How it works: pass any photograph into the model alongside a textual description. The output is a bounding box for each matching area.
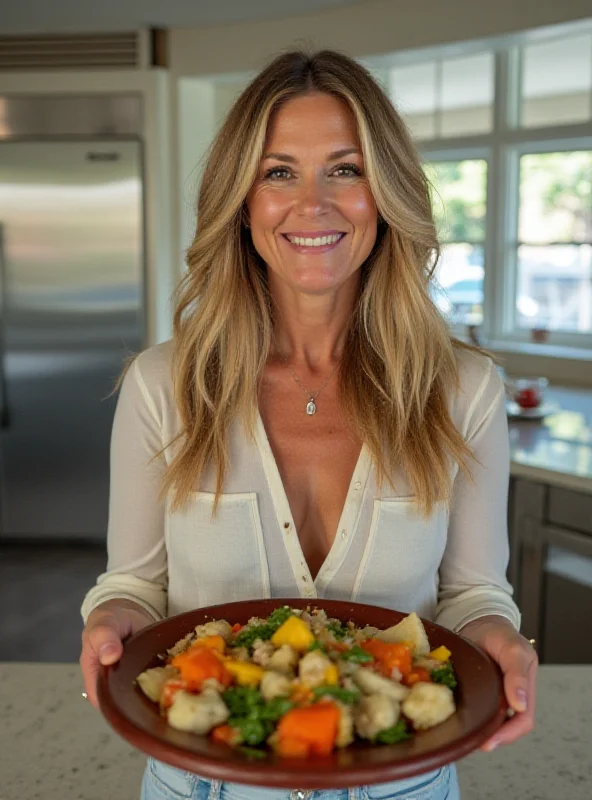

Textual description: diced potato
[167,688,229,734]
[402,682,455,730]
[268,644,299,675]
[298,650,334,688]
[136,665,180,703]
[336,702,355,748]
[354,694,400,740]
[352,668,409,701]
[376,613,430,656]
[252,639,275,667]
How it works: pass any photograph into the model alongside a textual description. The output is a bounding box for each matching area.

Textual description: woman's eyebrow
[262,147,362,163]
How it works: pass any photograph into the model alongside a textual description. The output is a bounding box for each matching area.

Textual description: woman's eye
[332,163,362,177]
[263,167,292,181]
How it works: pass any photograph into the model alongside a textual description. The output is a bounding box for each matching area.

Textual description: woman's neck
[269,274,359,371]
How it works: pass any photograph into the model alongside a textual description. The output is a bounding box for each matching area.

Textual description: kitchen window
[382,22,592,351]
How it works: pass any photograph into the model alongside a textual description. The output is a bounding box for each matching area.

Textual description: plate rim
[97,598,507,789]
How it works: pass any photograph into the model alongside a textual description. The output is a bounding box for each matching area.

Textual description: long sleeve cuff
[435,586,521,633]
[80,573,168,624]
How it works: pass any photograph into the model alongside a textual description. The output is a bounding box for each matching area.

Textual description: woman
[80,50,537,800]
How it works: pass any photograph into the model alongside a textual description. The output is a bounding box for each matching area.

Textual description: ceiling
[0,0,365,34]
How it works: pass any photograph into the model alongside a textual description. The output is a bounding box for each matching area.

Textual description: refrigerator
[0,138,144,539]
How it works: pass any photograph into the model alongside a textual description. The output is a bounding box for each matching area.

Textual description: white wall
[0,68,175,346]
[169,0,592,76]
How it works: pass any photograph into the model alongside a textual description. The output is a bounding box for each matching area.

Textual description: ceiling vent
[0,32,140,71]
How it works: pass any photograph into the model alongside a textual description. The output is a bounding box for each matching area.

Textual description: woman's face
[246,92,378,296]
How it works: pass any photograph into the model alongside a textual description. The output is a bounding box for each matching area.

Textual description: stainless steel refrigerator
[0,96,145,539]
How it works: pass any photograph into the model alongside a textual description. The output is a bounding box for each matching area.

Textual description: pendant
[306,399,317,416]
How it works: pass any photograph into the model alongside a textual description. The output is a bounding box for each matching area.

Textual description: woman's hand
[459,614,538,751]
[80,599,156,708]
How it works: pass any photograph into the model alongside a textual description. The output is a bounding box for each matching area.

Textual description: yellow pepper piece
[271,616,314,652]
[323,664,339,685]
[429,645,452,662]
[224,660,264,686]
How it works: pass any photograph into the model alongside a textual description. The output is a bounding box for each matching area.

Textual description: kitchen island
[0,663,589,800]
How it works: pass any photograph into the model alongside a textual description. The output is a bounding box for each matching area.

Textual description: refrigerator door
[0,140,144,538]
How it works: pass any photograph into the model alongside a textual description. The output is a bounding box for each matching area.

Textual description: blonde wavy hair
[164,49,476,515]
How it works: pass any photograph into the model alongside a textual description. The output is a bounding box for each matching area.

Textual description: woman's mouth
[282,232,346,253]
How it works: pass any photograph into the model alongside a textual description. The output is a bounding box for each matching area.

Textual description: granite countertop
[508,386,592,492]
[0,663,589,800]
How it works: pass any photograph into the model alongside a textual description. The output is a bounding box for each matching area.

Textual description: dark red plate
[97,598,506,789]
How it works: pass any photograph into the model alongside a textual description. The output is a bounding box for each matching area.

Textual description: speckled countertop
[0,664,589,800]
[509,386,592,492]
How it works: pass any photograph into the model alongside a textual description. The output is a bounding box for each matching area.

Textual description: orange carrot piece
[231,623,243,633]
[192,635,226,654]
[160,679,186,710]
[277,702,340,756]
[361,640,412,677]
[171,646,231,691]
[276,736,311,758]
[211,724,241,746]
[403,667,432,687]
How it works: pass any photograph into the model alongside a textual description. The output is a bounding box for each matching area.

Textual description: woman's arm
[80,353,169,623]
[436,357,537,748]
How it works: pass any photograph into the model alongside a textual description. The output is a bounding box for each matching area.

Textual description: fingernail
[515,688,528,712]
[486,740,498,752]
[99,643,117,661]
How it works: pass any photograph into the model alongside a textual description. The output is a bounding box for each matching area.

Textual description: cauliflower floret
[309,609,328,636]
[194,619,233,643]
[352,668,410,701]
[376,613,430,656]
[167,632,195,657]
[260,670,292,701]
[354,694,400,741]
[252,638,275,667]
[167,688,229,734]
[136,665,180,703]
[298,650,333,688]
[268,644,299,674]
[402,682,455,730]
[227,646,250,662]
[336,701,355,748]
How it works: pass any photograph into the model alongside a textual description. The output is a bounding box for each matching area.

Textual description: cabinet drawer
[547,487,592,535]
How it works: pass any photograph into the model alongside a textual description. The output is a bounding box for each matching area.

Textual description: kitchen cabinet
[509,477,592,664]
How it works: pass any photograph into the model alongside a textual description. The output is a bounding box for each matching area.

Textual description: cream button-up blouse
[81,341,520,634]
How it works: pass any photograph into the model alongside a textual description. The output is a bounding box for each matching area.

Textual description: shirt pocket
[166,492,271,612]
[352,496,447,610]
[146,758,196,799]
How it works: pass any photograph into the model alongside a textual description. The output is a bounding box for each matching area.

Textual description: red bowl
[97,598,507,790]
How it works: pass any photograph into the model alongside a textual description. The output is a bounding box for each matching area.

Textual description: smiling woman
[80,50,537,800]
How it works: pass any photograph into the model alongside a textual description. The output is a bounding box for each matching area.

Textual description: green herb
[229,716,273,746]
[374,720,411,745]
[431,662,457,690]
[223,687,293,746]
[340,645,374,664]
[259,697,294,721]
[308,640,327,653]
[222,686,263,716]
[233,606,293,649]
[327,621,347,640]
[312,685,360,704]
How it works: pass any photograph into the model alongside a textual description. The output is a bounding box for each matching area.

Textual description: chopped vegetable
[271,616,315,652]
[308,640,327,653]
[429,646,452,662]
[171,646,231,692]
[361,640,412,677]
[224,661,265,686]
[211,724,241,746]
[222,686,262,716]
[193,635,226,654]
[431,662,457,690]
[374,720,411,744]
[277,702,341,756]
[403,667,432,687]
[327,621,348,640]
[233,606,293,649]
[231,623,243,634]
[340,645,374,664]
[323,664,339,685]
[312,685,360,704]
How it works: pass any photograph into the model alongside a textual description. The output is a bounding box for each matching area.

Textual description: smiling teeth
[287,234,342,247]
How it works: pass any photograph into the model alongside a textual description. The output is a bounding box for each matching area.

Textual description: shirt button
[341,529,347,539]
[354,481,362,490]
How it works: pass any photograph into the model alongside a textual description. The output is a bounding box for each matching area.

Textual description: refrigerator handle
[0,223,9,429]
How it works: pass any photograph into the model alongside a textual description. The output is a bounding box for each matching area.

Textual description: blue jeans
[141,758,460,800]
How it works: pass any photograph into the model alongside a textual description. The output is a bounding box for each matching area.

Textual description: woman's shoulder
[133,340,174,385]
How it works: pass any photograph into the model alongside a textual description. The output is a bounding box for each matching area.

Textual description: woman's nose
[295,177,330,218]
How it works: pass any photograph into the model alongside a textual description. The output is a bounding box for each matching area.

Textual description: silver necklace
[279,354,340,416]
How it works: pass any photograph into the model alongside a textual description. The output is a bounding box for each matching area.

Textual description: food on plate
[135,606,458,757]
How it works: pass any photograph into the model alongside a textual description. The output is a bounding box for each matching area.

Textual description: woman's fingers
[80,612,124,708]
